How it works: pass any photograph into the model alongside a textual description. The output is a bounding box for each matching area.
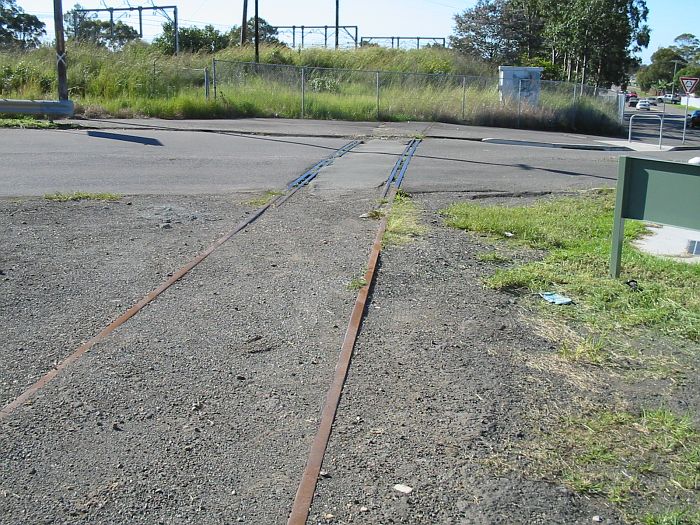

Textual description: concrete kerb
[34,118,700,152]
[481,137,630,151]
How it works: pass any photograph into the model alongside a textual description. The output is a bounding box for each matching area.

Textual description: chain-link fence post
[301,66,305,119]
[204,68,209,100]
[212,58,217,100]
[461,75,466,121]
[376,71,380,121]
[517,78,523,128]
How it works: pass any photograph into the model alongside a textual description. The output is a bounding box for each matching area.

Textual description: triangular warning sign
[680,76,699,94]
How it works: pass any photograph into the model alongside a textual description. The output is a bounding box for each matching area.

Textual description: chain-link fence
[212,59,623,132]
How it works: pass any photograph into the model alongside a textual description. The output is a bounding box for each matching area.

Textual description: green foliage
[0,0,45,49]
[450,0,650,86]
[64,5,140,50]
[636,47,686,91]
[443,192,700,341]
[0,43,621,133]
[671,33,700,64]
[153,22,229,55]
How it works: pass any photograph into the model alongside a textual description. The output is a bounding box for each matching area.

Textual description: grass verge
[444,191,700,522]
[529,408,700,523]
[383,191,426,247]
[44,192,121,202]
[442,191,700,344]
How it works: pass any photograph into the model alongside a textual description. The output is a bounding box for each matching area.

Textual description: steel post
[212,59,217,100]
[461,75,466,121]
[376,71,380,121]
[517,79,522,128]
[301,67,305,119]
[682,99,690,144]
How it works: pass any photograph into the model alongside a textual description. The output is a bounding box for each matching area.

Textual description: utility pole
[671,60,683,96]
[254,0,259,63]
[335,0,339,49]
[53,0,68,100]
[240,0,248,45]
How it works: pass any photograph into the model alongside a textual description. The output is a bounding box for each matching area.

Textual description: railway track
[1,137,422,524]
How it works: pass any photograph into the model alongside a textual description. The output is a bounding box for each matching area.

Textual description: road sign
[680,76,699,94]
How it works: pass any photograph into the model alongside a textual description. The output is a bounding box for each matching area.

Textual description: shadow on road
[87,131,164,146]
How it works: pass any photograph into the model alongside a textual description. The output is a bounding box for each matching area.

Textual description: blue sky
[15,0,698,64]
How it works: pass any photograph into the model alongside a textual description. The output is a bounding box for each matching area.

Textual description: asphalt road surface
[2,120,699,197]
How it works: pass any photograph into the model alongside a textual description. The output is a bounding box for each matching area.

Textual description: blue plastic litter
[539,292,573,305]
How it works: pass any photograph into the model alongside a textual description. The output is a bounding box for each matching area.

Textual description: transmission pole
[335,0,339,49]
[240,0,248,45]
[254,0,259,63]
[53,0,68,100]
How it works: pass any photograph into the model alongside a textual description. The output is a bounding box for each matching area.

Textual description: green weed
[347,276,368,291]
[642,510,700,525]
[44,192,121,202]
[0,117,56,129]
[476,251,512,264]
[245,190,284,207]
[383,191,426,246]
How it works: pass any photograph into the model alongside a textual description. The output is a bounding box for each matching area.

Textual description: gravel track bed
[0,189,380,524]
[309,192,621,525]
[0,196,255,407]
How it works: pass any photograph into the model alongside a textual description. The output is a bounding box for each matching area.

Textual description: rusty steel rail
[288,139,421,525]
[0,140,361,422]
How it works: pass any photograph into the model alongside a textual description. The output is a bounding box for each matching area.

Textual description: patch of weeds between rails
[383,191,426,247]
[443,190,700,522]
[245,190,284,207]
[44,192,121,202]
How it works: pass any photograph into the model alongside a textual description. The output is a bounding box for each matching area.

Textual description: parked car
[628,96,639,107]
[646,97,657,106]
[656,93,682,104]
[689,110,700,128]
[636,99,651,110]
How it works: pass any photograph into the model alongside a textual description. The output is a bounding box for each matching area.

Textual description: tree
[153,22,229,55]
[64,5,139,50]
[635,47,685,91]
[450,0,525,64]
[671,33,700,64]
[0,0,45,49]
[153,22,229,54]
[228,17,283,47]
[539,0,649,86]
